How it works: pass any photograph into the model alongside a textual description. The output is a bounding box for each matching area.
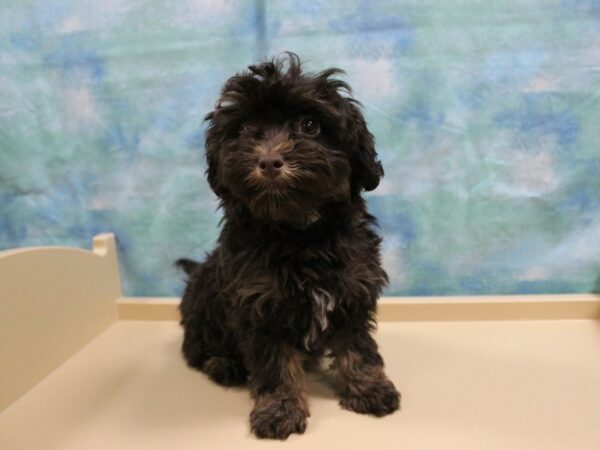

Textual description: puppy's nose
[258,154,284,178]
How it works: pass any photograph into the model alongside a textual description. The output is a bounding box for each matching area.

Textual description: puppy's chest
[233,236,362,349]
[282,259,346,350]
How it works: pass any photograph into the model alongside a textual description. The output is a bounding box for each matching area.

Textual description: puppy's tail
[175,258,200,276]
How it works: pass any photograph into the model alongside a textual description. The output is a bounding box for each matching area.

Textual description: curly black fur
[178,53,400,440]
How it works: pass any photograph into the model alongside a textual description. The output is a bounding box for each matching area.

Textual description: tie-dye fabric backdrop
[1,1,599,296]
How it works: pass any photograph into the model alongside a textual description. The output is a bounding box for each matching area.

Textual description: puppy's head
[205,53,383,225]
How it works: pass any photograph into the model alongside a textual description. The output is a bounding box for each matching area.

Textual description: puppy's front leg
[331,329,400,417]
[247,342,309,439]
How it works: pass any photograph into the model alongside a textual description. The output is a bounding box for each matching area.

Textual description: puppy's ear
[204,111,224,195]
[347,101,384,191]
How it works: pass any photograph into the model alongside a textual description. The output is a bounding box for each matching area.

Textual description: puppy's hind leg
[181,308,248,387]
[203,354,248,387]
[179,254,248,387]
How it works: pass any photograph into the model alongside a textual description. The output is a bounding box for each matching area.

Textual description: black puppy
[177,53,400,440]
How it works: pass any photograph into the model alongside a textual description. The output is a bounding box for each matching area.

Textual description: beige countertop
[2,319,599,450]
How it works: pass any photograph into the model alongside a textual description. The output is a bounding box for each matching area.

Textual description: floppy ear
[204,111,224,196]
[347,101,384,191]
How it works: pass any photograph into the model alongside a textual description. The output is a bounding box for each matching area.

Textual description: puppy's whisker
[245,168,267,188]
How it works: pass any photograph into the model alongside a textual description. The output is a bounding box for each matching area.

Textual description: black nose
[258,154,284,178]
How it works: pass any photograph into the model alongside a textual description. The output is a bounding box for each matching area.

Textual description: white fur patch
[304,288,335,350]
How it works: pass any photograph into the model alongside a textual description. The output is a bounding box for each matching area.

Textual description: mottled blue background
[1,0,599,296]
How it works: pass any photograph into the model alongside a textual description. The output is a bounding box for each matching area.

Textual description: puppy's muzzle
[255,131,293,179]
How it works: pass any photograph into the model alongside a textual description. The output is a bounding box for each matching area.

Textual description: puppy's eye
[300,119,319,136]
[238,123,249,135]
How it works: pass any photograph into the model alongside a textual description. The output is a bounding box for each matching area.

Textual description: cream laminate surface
[1,320,599,450]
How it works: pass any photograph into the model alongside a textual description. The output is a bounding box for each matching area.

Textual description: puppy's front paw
[340,378,400,417]
[250,397,308,440]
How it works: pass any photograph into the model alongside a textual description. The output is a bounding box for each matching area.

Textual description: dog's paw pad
[250,399,308,440]
[340,379,401,417]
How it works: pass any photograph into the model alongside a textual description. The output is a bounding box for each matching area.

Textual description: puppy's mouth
[243,174,321,226]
